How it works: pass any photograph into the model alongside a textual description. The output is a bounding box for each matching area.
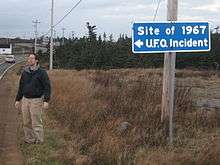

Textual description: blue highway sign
[132,22,210,53]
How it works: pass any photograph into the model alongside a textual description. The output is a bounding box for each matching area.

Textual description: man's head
[27,54,39,67]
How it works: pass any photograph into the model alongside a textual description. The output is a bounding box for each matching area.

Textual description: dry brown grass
[48,69,220,164]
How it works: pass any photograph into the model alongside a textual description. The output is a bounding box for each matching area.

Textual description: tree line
[38,22,220,70]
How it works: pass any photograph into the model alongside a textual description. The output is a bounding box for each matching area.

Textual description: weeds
[48,69,220,164]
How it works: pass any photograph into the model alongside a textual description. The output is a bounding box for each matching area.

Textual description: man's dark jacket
[16,66,51,102]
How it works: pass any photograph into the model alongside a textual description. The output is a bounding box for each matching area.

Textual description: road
[0,55,26,80]
[0,55,25,165]
[0,62,13,76]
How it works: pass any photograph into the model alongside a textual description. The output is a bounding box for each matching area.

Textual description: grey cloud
[0,0,219,38]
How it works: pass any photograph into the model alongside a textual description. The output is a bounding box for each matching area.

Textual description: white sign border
[131,21,211,54]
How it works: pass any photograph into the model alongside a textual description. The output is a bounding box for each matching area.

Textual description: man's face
[27,54,38,66]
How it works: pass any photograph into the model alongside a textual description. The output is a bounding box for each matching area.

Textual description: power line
[41,29,51,38]
[153,0,163,21]
[40,0,83,38]
[53,0,83,28]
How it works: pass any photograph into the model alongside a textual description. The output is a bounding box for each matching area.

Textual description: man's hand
[15,101,21,110]
[43,102,49,109]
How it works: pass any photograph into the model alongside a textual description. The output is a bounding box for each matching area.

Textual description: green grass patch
[19,116,71,165]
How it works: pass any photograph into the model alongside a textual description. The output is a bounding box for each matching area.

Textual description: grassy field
[17,68,220,165]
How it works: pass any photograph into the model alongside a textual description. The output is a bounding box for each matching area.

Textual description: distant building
[42,37,50,46]
[0,44,12,55]
[42,37,61,47]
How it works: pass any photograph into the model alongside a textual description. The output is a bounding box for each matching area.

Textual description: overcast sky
[0,0,219,39]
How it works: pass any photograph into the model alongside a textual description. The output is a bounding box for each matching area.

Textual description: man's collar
[29,65,40,71]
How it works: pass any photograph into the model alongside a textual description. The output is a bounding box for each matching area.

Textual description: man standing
[15,54,51,144]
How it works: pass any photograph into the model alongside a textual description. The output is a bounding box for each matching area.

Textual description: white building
[0,44,12,55]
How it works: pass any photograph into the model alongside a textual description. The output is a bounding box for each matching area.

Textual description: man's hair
[34,54,40,61]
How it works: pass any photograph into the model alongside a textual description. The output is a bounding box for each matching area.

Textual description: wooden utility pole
[161,0,178,145]
[50,0,54,70]
[33,19,40,54]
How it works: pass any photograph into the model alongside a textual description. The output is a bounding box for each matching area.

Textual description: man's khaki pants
[21,97,44,143]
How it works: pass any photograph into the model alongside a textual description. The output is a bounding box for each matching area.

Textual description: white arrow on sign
[134,39,144,48]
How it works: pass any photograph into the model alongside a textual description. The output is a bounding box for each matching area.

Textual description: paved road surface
[0,55,26,80]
